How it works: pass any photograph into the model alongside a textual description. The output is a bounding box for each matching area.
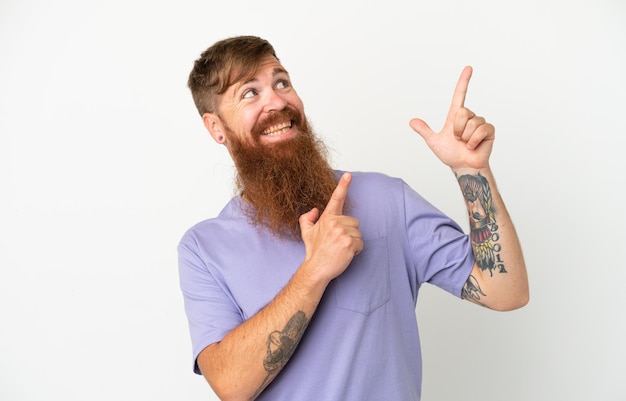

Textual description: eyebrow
[229,66,290,102]
[238,67,289,88]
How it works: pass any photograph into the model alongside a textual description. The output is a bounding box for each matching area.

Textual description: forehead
[217,56,289,112]
[236,56,288,87]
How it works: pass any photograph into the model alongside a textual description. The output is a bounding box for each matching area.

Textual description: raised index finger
[324,172,352,216]
[446,66,473,122]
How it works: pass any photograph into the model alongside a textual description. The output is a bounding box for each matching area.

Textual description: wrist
[451,164,491,177]
[291,261,332,300]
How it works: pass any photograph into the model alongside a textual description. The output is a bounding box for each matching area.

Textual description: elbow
[198,347,254,401]
[497,274,530,311]
[206,376,254,401]
[202,367,258,401]
[493,289,530,311]
[213,389,249,401]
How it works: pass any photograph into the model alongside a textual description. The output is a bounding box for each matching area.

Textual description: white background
[1,0,624,400]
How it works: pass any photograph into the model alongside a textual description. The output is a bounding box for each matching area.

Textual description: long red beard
[227,111,338,239]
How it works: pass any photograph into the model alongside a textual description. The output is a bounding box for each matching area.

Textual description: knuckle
[459,107,473,119]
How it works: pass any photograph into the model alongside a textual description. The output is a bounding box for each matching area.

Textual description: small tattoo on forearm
[263,311,308,373]
[461,274,487,306]
[251,311,308,399]
[458,172,507,276]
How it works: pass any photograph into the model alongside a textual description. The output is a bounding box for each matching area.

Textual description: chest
[212,234,306,319]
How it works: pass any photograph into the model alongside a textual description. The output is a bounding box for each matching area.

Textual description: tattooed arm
[456,168,528,310]
[198,274,319,401]
[410,66,529,311]
[197,173,363,400]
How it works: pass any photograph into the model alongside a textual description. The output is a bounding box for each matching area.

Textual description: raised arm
[409,67,529,311]
[197,173,363,400]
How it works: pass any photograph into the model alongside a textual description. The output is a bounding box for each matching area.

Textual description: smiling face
[203,56,306,151]
[189,36,339,238]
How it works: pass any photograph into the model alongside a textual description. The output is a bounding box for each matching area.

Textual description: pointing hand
[299,172,363,283]
[409,66,495,170]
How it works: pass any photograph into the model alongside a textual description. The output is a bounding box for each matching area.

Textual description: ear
[202,112,226,144]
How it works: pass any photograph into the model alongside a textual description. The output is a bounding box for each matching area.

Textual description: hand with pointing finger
[409,66,495,171]
[299,172,363,284]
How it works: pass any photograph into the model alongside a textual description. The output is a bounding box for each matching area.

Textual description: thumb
[409,118,436,142]
[299,207,320,232]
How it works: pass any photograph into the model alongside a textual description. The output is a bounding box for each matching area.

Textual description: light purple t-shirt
[178,171,474,400]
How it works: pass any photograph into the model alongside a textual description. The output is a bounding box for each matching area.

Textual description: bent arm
[409,66,528,311]
[199,173,363,400]
[198,264,328,401]
[456,167,529,310]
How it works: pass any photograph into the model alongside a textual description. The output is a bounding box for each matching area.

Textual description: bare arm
[199,269,324,401]
[456,167,528,310]
[410,66,529,311]
[198,173,363,401]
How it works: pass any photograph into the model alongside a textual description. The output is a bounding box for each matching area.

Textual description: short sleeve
[402,181,474,297]
[178,232,243,374]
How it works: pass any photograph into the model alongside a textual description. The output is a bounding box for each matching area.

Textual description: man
[179,35,529,401]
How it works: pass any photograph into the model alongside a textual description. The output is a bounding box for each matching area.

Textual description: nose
[263,89,288,112]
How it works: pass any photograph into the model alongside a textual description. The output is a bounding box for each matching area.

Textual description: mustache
[251,106,303,138]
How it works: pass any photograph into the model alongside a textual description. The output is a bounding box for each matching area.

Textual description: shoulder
[338,170,406,192]
[335,170,415,220]
[337,170,439,219]
[178,197,247,247]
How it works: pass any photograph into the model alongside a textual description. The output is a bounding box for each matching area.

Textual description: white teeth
[262,121,291,136]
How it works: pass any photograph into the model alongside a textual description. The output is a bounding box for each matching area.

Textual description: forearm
[455,166,529,311]
[198,263,329,401]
